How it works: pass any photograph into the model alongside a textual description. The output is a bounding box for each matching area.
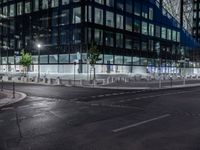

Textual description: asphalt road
[1,83,200,150]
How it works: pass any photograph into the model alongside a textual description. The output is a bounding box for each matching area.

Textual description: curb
[73,84,200,90]
[0,90,27,108]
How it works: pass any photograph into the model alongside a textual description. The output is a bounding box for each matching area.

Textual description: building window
[125,37,132,49]
[116,33,123,48]
[126,0,132,13]
[51,28,58,45]
[94,29,103,45]
[62,0,70,5]
[132,57,140,65]
[172,30,177,42]
[194,3,197,9]
[104,55,114,64]
[134,19,140,33]
[167,29,171,40]
[142,5,148,19]
[17,2,22,15]
[49,55,58,63]
[149,23,154,36]
[177,32,180,42]
[25,2,31,14]
[9,4,15,17]
[141,41,148,51]
[33,0,39,11]
[149,40,154,51]
[126,17,132,31]
[161,27,166,39]
[95,8,103,25]
[60,29,67,44]
[85,6,92,22]
[149,8,153,20]
[51,0,59,8]
[106,11,114,27]
[42,0,48,10]
[106,0,114,7]
[72,7,81,24]
[3,6,7,16]
[73,28,81,43]
[116,0,124,11]
[155,26,160,37]
[116,14,123,29]
[105,31,114,47]
[155,42,160,54]
[115,55,123,65]
[194,12,197,19]
[95,0,104,5]
[124,56,131,65]
[142,22,148,35]
[40,55,48,64]
[59,54,69,63]
[133,39,140,51]
[73,0,80,3]
[60,10,69,25]
[134,2,141,16]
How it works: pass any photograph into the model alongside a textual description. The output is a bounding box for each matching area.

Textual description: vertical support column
[180,0,184,27]
[160,0,163,7]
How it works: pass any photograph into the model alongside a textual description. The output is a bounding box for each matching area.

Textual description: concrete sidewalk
[79,83,200,90]
[0,90,27,108]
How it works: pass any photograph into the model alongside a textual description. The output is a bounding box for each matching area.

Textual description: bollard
[159,78,162,89]
[103,79,106,85]
[57,77,61,85]
[13,82,15,99]
[183,77,186,85]
[107,77,110,84]
[125,78,128,83]
[111,77,114,83]
[79,80,83,86]
[48,78,52,84]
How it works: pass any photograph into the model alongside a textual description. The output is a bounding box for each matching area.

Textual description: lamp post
[37,44,41,82]
[73,61,76,86]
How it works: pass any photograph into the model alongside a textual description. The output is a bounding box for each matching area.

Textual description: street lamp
[37,43,41,82]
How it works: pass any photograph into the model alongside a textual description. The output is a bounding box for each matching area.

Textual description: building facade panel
[0,0,199,74]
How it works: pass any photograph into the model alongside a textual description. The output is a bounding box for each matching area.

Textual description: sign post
[73,62,76,86]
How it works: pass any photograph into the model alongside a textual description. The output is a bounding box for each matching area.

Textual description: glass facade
[0,0,198,74]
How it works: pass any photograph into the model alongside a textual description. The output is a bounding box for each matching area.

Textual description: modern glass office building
[0,0,199,75]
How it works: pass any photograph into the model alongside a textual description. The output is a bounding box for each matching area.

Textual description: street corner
[0,90,27,108]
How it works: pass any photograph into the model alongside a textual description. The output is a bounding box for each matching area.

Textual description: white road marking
[90,103,143,110]
[112,93,119,96]
[98,95,105,97]
[112,114,171,133]
[129,90,200,100]
[91,103,100,106]
[32,114,45,118]
[49,111,62,119]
